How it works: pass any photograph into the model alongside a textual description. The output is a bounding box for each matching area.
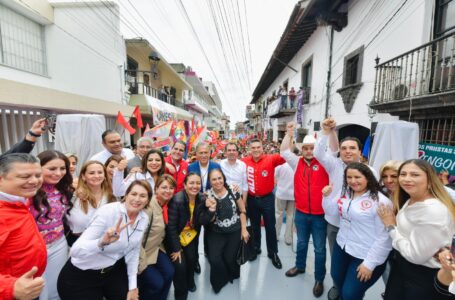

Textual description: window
[301,56,312,104]
[343,46,364,87]
[416,118,455,146]
[435,0,455,37]
[0,4,47,75]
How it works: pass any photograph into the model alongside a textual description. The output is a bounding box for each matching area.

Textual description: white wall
[262,0,430,138]
[48,3,126,103]
[0,2,126,105]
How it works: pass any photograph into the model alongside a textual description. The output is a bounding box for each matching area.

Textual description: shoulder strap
[142,211,154,248]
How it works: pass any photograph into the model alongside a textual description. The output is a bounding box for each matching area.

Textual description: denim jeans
[331,242,386,300]
[247,193,278,254]
[294,210,327,282]
[280,95,288,109]
[138,251,175,300]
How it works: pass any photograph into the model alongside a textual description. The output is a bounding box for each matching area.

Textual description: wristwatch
[386,225,396,233]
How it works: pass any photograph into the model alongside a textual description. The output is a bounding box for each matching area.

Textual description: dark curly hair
[342,162,380,201]
[32,150,74,219]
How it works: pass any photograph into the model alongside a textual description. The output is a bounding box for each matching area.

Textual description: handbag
[179,228,198,247]
[236,225,255,265]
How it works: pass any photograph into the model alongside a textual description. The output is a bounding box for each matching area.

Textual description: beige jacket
[138,196,166,273]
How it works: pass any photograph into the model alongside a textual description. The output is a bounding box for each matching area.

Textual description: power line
[123,0,179,62]
[174,0,228,102]
[242,0,254,93]
[366,0,410,48]
[17,0,119,66]
[214,0,250,95]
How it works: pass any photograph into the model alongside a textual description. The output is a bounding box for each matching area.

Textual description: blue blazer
[188,161,221,192]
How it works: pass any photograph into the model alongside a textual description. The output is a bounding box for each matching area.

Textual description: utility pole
[325,26,334,118]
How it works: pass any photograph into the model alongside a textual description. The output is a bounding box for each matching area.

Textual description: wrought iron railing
[372,32,455,104]
[125,70,176,106]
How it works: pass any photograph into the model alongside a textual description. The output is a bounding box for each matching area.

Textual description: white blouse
[390,198,454,268]
[112,169,155,198]
[325,190,392,271]
[66,194,109,234]
[70,202,149,290]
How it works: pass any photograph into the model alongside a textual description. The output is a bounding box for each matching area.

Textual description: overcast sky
[118,0,299,127]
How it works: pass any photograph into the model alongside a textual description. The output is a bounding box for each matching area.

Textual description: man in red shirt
[243,138,286,269]
[165,141,188,193]
[0,153,47,300]
[281,122,329,297]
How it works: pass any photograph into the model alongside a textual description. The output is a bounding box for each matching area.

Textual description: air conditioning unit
[392,84,408,100]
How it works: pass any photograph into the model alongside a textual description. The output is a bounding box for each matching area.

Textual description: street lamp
[148,51,160,80]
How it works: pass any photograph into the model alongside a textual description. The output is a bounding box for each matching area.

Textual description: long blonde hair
[76,160,115,214]
[394,159,455,219]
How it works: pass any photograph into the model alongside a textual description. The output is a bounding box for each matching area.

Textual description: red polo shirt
[165,156,188,193]
[243,154,285,197]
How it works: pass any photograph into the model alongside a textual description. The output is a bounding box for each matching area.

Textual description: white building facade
[250,0,436,144]
[0,0,130,152]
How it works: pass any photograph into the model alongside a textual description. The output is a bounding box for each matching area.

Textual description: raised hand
[206,197,217,212]
[286,121,296,135]
[13,267,45,300]
[99,217,131,247]
[322,183,333,197]
[129,167,142,174]
[117,159,128,172]
[165,162,176,174]
[322,118,336,133]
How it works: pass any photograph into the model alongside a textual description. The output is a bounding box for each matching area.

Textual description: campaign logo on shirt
[312,165,319,171]
[360,200,373,211]
[182,169,187,175]
[262,170,268,177]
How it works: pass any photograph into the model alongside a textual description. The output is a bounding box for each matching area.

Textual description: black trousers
[384,250,451,300]
[207,229,241,293]
[57,258,128,300]
[172,238,198,300]
[247,193,278,254]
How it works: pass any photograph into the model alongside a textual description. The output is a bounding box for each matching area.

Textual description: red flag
[211,140,228,158]
[133,105,143,128]
[116,111,136,135]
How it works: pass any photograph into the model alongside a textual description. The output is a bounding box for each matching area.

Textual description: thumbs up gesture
[322,183,334,197]
[13,267,45,300]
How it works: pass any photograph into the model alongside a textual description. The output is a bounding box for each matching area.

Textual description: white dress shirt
[70,202,149,290]
[449,282,455,295]
[90,148,135,164]
[389,198,454,268]
[112,169,155,198]
[274,163,295,200]
[324,190,392,271]
[66,194,109,234]
[315,134,379,227]
[220,159,248,193]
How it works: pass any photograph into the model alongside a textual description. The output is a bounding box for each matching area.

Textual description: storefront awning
[129,94,193,125]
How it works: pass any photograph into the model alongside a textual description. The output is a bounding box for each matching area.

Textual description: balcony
[184,94,209,114]
[370,32,455,118]
[246,110,262,119]
[267,97,296,118]
[125,70,177,106]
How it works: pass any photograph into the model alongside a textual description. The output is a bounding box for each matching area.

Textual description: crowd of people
[1,117,455,300]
